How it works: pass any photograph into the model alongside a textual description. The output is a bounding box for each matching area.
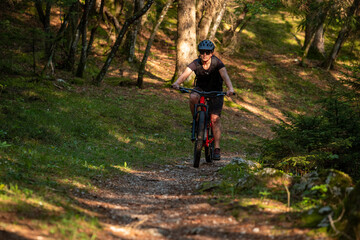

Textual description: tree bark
[35,0,52,58]
[41,15,70,76]
[300,3,329,66]
[65,1,81,72]
[208,0,227,41]
[323,26,350,70]
[137,0,173,88]
[323,0,360,70]
[172,0,197,83]
[104,8,121,32]
[67,28,81,72]
[87,0,105,57]
[94,0,154,85]
[76,0,95,77]
[303,1,326,58]
[196,0,205,29]
[127,0,144,63]
[198,0,216,40]
[312,24,325,57]
[300,30,316,66]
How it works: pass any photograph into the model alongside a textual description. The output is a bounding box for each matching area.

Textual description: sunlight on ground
[241,29,256,39]
[235,100,284,124]
[111,132,131,144]
[57,178,88,190]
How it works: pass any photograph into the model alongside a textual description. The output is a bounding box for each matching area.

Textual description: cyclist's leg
[208,96,224,155]
[211,114,221,149]
[189,87,202,116]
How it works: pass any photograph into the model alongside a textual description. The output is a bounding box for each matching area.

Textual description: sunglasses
[199,50,213,55]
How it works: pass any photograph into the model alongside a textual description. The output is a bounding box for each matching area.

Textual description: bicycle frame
[192,96,214,148]
[176,87,234,167]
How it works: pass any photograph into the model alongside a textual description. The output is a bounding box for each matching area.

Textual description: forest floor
[76,156,333,240]
[1,156,332,240]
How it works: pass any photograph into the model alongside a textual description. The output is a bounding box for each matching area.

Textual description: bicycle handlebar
[178,87,235,97]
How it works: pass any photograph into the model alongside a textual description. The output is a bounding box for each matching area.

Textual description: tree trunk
[300,30,316,66]
[208,0,227,41]
[35,0,52,58]
[76,0,94,77]
[198,0,216,40]
[172,0,197,83]
[137,0,173,88]
[104,8,121,32]
[301,3,329,65]
[312,24,325,57]
[196,0,204,29]
[323,27,350,70]
[65,1,81,72]
[94,0,154,85]
[67,28,81,72]
[303,8,317,49]
[87,0,105,57]
[323,0,360,70]
[41,15,70,76]
[303,4,326,58]
[127,0,144,63]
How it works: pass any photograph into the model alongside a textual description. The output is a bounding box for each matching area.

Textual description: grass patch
[0,74,248,237]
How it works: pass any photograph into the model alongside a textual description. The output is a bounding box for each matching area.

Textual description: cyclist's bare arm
[172,67,193,89]
[219,67,235,96]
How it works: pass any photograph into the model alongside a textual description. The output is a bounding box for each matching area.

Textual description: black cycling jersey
[188,55,225,92]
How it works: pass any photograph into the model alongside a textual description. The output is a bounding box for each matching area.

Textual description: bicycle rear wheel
[194,111,205,168]
[205,127,214,163]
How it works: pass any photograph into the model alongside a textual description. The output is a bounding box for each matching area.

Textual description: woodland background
[0,0,360,239]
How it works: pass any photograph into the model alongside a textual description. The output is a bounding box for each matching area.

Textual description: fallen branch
[284,183,290,210]
[104,8,121,32]
[328,206,354,240]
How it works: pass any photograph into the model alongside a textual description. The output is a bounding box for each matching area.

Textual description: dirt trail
[75,156,331,240]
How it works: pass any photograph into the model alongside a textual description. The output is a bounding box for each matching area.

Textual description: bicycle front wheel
[194,111,205,168]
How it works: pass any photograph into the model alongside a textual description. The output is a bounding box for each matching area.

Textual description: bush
[261,97,360,180]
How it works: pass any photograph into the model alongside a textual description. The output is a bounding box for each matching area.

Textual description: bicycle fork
[191,97,209,144]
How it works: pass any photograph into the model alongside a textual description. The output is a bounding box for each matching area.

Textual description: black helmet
[198,40,215,51]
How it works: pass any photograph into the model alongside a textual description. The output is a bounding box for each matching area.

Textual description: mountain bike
[179,87,228,168]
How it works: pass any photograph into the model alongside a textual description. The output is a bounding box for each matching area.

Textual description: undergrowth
[0,76,196,237]
[260,93,360,181]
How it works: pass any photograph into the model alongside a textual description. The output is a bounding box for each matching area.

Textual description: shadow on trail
[0,230,30,240]
[65,158,318,239]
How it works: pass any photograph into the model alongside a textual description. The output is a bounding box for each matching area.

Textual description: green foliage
[0,130,11,148]
[340,63,360,91]
[0,75,219,237]
[235,0,283,15]
[300,206,329,228]
[261,95,360,180]
[206,161,291,205]
[219,162,250,181]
